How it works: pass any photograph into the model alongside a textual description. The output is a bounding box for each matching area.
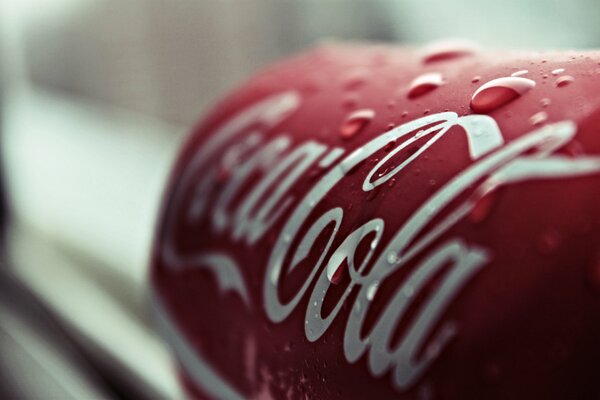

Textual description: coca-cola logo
[152,92,600,399]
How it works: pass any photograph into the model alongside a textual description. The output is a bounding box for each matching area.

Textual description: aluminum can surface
[151,43,600,399]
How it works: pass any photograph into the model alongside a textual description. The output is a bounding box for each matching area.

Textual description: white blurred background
[1,0,600,398]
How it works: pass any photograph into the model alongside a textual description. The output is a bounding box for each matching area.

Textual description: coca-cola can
[150,43,600,399]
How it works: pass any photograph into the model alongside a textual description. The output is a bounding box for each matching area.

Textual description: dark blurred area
[1,0,600,398]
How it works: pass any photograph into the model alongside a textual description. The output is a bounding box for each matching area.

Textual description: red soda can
[151,43,600,399]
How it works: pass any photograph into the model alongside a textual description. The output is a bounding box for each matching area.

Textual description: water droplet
[339,109,375,139]
[511,70,528,77]
[366,189,378,201]
[563,140,583,157]
[540,98,551,107]
[384,140,396,152]
[387,177,396,188]
[327,263,345,285]
[283,233,292,243]
[343,68,369,90]
[423,109,431,115]
[536,229,561,254]
[355,299,362,313]
[421,39,478,63]
[469,180,499,224]
[555,75,575,87]
[407,72,445,98]
[529,111,548,126]
[387,99,396,109]
[471,75,481,83]
[307,169,321,181]
[270,264,280,284]
[387,252,399,264]
[551,68,565,76]
[401,110,409,118]
[340,147,365,174]
[366,281,379,301]
[341,93,359,109]
[470,77,536,113]
[370,238,378,249]
[402,284,415,298]
[313,300,318,307]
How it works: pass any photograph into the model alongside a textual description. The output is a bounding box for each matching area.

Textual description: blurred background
[1,0,600,398]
